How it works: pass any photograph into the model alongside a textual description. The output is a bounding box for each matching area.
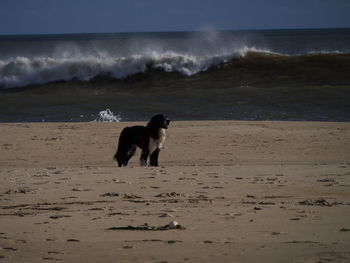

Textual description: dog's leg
[114,151,124,167]
[150,148,160,166]
[115,152,126,167]
[115,144,136,167]
[123,145,136,166]
[140,149,149,166]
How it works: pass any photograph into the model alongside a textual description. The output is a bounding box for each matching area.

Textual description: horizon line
[1,26,349,37]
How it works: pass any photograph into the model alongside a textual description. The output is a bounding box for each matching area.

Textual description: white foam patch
[93,108,121,122]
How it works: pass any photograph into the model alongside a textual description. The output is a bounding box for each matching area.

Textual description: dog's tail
[113,127,130,166]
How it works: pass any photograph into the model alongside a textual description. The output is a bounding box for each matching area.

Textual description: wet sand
[0,121,350,263]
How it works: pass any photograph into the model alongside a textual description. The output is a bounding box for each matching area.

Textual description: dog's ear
[148,114,162,125]
[147,114,169,129]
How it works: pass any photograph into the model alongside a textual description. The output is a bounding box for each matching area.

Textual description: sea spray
[93,109,121,122]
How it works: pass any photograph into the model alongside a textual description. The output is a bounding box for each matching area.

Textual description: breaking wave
[0,47,263,89]
[0,47,349,89]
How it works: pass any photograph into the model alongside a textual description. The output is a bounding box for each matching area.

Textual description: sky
[0,0,349,35]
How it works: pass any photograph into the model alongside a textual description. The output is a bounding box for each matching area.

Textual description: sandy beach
[0,120,350,263]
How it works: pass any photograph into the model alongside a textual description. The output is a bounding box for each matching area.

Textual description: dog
[113,114,170,167]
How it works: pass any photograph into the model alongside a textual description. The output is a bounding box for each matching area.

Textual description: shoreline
[1,120,350,262]
[0,120,349,168]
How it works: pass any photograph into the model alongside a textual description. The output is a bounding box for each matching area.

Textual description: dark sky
[1,0,349,35]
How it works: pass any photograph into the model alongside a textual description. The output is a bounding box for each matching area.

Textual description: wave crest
[0,49,241,89]
[1,47,348,89]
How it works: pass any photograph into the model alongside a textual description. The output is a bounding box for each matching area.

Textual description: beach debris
[123,245,135,249]
[107,212,130,216]
[167,221,180,229]
[298,198,339,207]
[155,192,186,198]
[112,178,128,184]
[2,247,17,251]
[317,178,337,183]
[123,193,142,199]
[285,240,319,244]
[106,221,185,231]
[167,240,181,244]
[159,212,173,218]
[258,201,276,205]
[100,192,120,197]
[66,239,80,242]
[50,215,71,219]
[33,171,51,177]
[4,188,35,194]
[339,228,350,232]
[72,187,91,192]
[88,207,106,211]
[188,194,212,203]
[271,231,283,235]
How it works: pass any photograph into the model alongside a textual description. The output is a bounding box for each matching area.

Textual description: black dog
[113,114,170,167]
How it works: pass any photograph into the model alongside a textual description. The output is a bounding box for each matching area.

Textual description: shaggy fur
[113,114,170,167]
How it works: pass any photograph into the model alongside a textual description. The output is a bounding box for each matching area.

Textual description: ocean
[0,28,350,122]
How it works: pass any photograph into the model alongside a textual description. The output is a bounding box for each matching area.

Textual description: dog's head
[147,114,170,129]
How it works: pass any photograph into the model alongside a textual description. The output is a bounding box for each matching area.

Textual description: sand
[0,121,350,263]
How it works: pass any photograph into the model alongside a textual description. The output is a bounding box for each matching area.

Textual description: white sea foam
[0,47,260,89]
[93,108,121,122]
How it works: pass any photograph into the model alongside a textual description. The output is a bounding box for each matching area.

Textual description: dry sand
[0,121,350,263]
